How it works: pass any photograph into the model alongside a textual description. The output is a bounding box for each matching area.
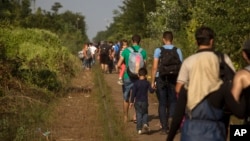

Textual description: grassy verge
[92,64,130,141]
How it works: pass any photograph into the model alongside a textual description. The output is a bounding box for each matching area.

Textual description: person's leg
[92,54,95,65]
[167,83,177,129]
[100,54,105,72]
[123,78,133,123]
[89,57,93,68]
[87,58,91,69]
[84,58,88,69]
[123,100,129,123]
[156,78,168,133]
[135,102,142,132]
[155,81,162,128]
[81,58,85,68]
[104,55,110,73]
[108,58,113,73]
[141,102,149,125]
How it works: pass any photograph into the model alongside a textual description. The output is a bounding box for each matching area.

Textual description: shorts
[100,54,109,64]
[122,78,134,102]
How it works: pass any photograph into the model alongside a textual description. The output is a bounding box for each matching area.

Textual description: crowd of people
[78,42,97,70]
[78,26,250,141]
[78,40,121,74]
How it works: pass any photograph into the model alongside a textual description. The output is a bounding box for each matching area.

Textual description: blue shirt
[153,45,183,77]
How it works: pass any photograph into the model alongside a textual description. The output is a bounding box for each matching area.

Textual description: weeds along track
[93,66,129,141]
[97,74,115,139]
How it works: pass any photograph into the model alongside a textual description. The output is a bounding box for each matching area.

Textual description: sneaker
[143,124,150,134]
[117,79,123,85]
[138,130,142,135]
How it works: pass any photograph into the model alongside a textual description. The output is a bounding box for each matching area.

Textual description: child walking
[130,68,155,134]
[117,39,128,85]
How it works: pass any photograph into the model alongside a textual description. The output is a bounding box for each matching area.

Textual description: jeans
[134,101,148,130]
[156,77,177,130]
[122,78,134,102]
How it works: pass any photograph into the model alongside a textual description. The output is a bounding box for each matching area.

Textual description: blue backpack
[182,99,226,141]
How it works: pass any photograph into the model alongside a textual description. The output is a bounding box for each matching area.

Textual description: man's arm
[224,54,236,72]
[151,58,158,88]
[177,48,183,62]
[231,70,246,102]
[175,82,184,97]
[117,56,124,68]
[175,61,188,95]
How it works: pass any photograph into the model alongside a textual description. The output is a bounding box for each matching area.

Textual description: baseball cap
[243,39,250,50]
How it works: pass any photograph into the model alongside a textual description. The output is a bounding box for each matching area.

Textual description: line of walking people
[113,26,250,141]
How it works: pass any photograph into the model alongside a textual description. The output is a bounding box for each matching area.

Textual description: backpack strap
[160,46,177,51]
[215,52,225,64]
[128,46,143,53]
[244,65,250,72]
[137,48,143,53]
[128,47,134,52]
[159,46,178,55]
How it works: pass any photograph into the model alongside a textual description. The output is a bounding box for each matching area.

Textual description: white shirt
[89,45,97,55]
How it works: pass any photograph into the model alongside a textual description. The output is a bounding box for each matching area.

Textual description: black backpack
[158,47,181,78]
[215,52,235,128]
[215,52,235,83]
[100,44,110,55]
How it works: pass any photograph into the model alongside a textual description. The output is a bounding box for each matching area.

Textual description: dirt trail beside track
[48,71,104,141]
[48,70,180,141]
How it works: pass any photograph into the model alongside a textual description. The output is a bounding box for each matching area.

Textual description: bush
[0,27,82,140]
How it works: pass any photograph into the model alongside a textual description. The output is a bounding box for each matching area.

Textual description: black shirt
[130,79,154,103]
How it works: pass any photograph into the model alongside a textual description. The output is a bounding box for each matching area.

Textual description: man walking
[99,41,111,73]
[151,31,183,134]
[231,39,250,124]
[167,26,236,141]
[117,34,147,123]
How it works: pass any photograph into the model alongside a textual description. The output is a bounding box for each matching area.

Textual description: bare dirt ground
[48,70,104,141]
[48,69,180,141]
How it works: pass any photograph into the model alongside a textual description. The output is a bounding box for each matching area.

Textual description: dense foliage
[0,0,87,140]
[0,25,83,141]
[98,0,250,69]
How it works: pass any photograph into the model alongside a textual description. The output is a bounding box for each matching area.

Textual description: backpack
[100,44,110,55]
[215,52,235,83]
[215,52,235,127]
[158,47,181,78]
[114,44,120,61]
[127,47,144,80]
[183,98,226,141]
[78,50,84,59]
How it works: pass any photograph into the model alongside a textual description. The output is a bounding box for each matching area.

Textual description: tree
[51,2,62,14]
[96,0,156,41]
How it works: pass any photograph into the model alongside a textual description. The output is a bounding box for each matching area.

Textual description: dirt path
[104,73,180,141]
[49,71,104,141]
[48,70,180,141]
